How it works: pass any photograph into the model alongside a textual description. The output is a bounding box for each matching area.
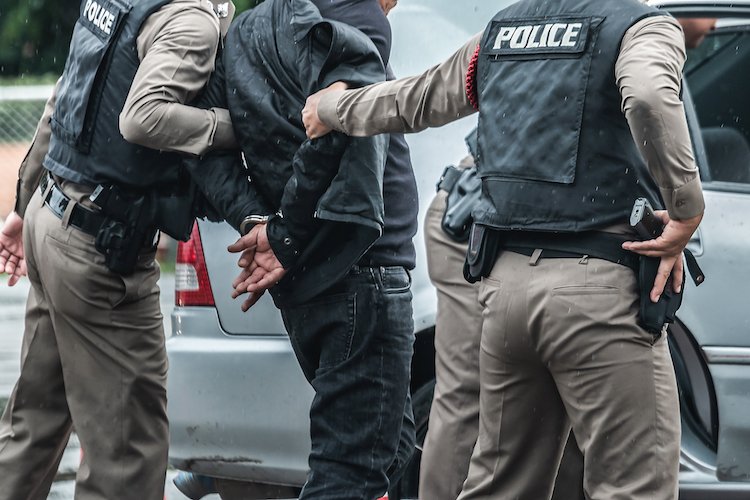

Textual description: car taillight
[175,222,215,307]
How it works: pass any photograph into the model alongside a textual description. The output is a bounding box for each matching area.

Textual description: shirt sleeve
[119,1,236,156]
[616,15,705,220]
[318,33,482,136]
[13,80,59,218]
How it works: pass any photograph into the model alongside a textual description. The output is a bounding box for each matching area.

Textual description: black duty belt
[40,173,106,237]
[503,231,639,271]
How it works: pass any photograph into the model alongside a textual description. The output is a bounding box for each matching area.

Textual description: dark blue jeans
[281,266,416,500]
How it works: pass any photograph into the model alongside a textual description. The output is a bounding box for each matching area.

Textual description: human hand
[302,81,348,139]
[622,211,702,302]
[0,212,27,287]
[228,224,286,312]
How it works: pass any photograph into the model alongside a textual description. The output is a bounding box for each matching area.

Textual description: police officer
[0,0,241,498]
[423,151,585,500]
[421,155,485,500]
[302,0,704,498]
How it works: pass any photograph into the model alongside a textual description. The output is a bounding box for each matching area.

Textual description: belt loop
[61,199,76,229]
[579,255,589,265]
[40,174,53,207]
[370,266,382,290]
[529,248,542,266]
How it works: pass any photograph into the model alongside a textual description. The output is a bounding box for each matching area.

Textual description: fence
[0,85,53,218]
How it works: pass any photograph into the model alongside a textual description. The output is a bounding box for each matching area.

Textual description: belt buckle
[46,184,69,220]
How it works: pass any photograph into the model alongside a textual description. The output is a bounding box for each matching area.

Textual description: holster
[463,223,501,283]
[91,185,156,275]
[637,256,684,336]
[439,165,482,242]
[637,248,704,336]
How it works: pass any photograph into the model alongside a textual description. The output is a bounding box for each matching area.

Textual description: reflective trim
[703,347,750,365]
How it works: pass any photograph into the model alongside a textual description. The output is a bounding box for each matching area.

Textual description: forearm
[119,2,236,156]
[15,80,59,217]
[617,16,704,220]
[266,134,354,268]
[183,152,273,233]
[318,33,481,136]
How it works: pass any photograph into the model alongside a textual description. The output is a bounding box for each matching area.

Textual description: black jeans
[281,266,416,500]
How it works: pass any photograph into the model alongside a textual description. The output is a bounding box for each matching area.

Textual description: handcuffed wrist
[266,216,301,270]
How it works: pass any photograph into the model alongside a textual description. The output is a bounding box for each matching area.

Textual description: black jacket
[187,0,389,305]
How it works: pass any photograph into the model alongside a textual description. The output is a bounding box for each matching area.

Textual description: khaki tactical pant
[0,188,168,500]
[421,192,587,500]
[420,190,485,500]
[458,250,680,500]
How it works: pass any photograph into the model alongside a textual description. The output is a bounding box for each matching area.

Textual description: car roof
[648,0,750,16]
[648,0,750,6]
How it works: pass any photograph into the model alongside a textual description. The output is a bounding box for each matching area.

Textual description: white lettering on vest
[539,24,552,48]
[509,25,532,49]
[561,23,582,47]
[84,0,115,35]
[493,22,583,50]
[547,23,567,47]
[494,27,515,49]
[527,25,541,48]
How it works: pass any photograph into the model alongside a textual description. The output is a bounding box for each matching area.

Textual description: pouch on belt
[463,223,501,283]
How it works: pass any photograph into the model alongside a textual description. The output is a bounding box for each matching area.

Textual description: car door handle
[686,227,704,257]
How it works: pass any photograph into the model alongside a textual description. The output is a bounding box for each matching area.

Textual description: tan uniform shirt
[318,16,705,221]
[15,0,235,217]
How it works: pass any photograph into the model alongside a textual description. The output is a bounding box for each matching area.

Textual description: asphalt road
[0,273,216,499]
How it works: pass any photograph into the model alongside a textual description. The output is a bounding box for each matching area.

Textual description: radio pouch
[463,224,501,283]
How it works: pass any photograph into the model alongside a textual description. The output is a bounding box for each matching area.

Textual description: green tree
[0,0,265,80]
[0,0,78,79]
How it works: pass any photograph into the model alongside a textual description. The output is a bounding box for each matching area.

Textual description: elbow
[624,78,681,119]
[626,85,663,117]
[119,104,162,147]
[119,110,149,146]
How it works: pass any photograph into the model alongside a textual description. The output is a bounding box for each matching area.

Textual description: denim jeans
[281,266,416,500]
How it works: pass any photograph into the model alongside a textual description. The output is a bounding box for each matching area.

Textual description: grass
[0,74,58,86]
[158,257,176,275]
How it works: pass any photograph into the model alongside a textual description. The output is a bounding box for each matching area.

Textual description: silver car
[166,0,750,498]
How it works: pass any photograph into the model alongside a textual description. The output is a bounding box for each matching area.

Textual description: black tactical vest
[44,0,182,188]
[473,0,667,232]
